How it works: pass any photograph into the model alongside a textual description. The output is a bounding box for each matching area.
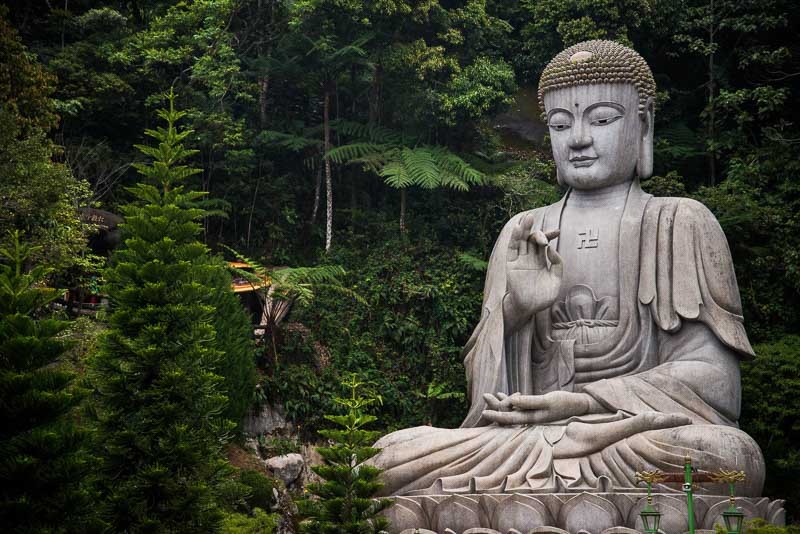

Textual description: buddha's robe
[371,181,765,496]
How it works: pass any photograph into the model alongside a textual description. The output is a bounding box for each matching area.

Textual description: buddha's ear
[636,97,655,179]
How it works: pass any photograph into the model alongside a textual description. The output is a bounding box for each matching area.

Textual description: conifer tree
[90,90,251,532]
[0,231,93,532]
[298,374,391,534]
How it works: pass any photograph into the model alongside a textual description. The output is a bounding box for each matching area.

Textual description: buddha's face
[543,83,652,190]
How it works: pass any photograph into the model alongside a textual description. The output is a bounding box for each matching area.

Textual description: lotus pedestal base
[383,493,786,534]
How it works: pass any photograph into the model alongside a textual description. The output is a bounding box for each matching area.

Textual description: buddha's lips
[570,156,598,167]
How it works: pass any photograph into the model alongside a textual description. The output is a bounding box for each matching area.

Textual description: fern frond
[379,162,412,189]
[402,148,439,188]
[352,151,390,174]
[326,143,386,165]
[329,120,407,145]
[258,130,323,151]
[457,252,489,272]
[222,246,365,307]
[432,148,485,187]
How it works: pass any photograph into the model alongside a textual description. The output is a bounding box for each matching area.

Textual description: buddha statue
[371,40,766,497]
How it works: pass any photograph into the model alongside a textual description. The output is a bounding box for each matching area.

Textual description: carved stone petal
[463,529,503,534]
[491,495,553,533]
[398,530,436,534]
[629,495,688,534]
[384,496,429,533]
[558,493,621,534]
[767,499,787,526]
[703,499,759,530]
[528,527,571,534]
[432,495,487,534]
[600,528,639,534]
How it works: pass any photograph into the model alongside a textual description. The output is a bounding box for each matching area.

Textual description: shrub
[221,508,278,534]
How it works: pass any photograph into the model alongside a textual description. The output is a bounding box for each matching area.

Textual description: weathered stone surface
[266,453,304,485]
[380,493,786,534]
[243,403,289,436]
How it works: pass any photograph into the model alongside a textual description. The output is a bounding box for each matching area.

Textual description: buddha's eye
[547,111,572,131]
[589,111,623,126]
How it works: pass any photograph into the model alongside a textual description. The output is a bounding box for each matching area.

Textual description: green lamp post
[636,470,666,534]
[712,470,747,534]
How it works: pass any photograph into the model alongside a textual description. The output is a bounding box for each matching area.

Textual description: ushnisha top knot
[538,40,656,116]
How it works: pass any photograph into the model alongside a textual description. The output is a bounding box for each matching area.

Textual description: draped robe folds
[371,181,766,497]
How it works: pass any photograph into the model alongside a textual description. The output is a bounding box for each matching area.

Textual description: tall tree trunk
[259,76,269,128]
[257,0,273,129]
[399,188,407,233]
[324,88,333,251]
[310,164,321,225]
[369,64,382,125]
[246,164,262,248]
[707,0,717,186]
[61,0,68,49]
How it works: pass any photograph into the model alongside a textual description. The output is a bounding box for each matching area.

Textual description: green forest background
[2,0,800,531]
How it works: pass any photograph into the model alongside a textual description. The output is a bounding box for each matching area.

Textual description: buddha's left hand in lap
[481,391,606,425]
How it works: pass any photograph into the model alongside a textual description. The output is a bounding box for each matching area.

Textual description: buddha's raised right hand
[504,212,563,332]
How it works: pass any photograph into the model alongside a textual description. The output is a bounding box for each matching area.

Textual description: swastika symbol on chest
[577,228,599,249]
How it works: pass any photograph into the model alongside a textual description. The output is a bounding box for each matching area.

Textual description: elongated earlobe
[556,167,563,186]
[635,97,655,179]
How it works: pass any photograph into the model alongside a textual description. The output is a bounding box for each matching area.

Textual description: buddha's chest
[555,204,623,303]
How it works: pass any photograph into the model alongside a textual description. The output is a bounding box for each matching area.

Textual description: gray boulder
[266,453,304,485]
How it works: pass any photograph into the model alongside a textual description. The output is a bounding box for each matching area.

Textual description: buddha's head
[538,40,656,190]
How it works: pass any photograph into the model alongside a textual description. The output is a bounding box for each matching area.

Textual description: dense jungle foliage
[2,0,800,529]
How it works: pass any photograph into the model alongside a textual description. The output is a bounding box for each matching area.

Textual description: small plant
[728,519,800,534]
[221,508,277,534]
[413,380,465,425]
[297,373,391,534]
[258,435,302,457]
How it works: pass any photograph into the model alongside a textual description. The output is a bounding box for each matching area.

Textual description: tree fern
[379,161,413,189]
[258,130,323,152]
[223,246,364,367]
[326,143,389,166]
[330,119,408,145]
[224,246,364,308]
[325,122,485,194]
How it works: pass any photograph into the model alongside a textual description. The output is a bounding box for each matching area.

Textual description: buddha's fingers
[483,393,501,411]
[546,246,563,268]
[553,412,692,459]
[482,410,539,425]
[507,394,548,411]
[530,230,549,247]
[518,214,536,256]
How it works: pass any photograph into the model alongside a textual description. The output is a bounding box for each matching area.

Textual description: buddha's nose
[569,122,593,149]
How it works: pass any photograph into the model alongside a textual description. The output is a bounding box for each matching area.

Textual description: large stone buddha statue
[371,40,766,499]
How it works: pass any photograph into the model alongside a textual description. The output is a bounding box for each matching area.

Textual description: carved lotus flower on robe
[551,284,618,344]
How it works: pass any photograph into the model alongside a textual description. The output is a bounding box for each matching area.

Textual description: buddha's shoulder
[644,195,723,231]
